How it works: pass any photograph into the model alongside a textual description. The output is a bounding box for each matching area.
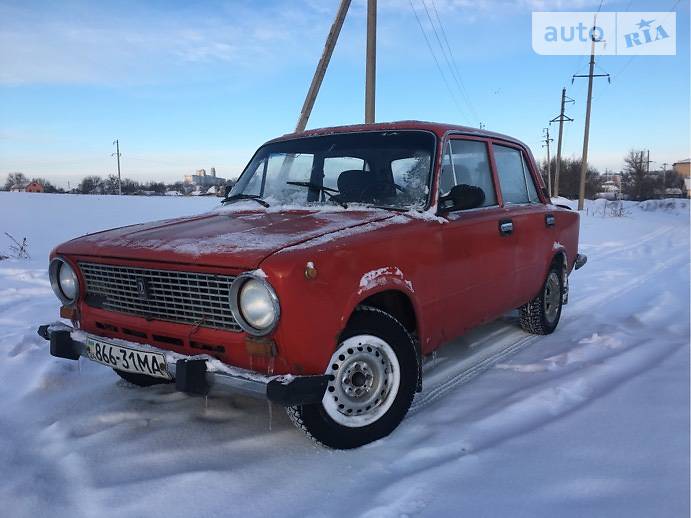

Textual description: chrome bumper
[37,322,329,406]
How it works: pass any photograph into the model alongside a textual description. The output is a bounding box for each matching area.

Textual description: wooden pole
[552,87,573,197]
[365,0,377,123]
[543,127,553,197]
[577,37,595,211]
[295,0,351,132]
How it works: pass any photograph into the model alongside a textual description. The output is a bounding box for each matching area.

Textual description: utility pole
[549,87,574,197]
[365,0,377,123]
[644,150,653,174]
[112,139,122,195]
[295,0,351,132]
[542,127,554,197]
[572,22,610,210]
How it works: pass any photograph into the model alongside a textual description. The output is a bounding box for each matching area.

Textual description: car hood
[55,209,395,269]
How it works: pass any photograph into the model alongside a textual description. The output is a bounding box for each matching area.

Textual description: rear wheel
[519,264,564,335]
[287,306,418,449]
[113,369,171,387]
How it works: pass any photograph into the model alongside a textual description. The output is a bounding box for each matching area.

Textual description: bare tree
[3,172,27,190]
[622,150,660,201]
[78,175,103,194]
[539,157,602,199]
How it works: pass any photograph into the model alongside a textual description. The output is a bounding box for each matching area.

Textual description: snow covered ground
[0,192,688,517]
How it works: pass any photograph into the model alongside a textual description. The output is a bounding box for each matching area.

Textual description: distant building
[184,167,227,190]
[672,159,690,197]
[597,180,620,200]
[10,181,44,193]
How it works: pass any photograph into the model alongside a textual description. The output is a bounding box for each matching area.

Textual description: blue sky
[0,0,688,187]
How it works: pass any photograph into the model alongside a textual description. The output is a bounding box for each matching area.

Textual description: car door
[439,136,518,340]
[491,141,553,307]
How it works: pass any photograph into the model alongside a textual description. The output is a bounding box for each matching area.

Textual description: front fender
[343,266,419,323]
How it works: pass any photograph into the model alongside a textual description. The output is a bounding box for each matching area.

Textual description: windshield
[229,131,435,209]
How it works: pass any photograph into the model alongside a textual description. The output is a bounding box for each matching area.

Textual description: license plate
[85,336,172,380]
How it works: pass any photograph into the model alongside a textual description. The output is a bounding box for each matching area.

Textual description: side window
[522,154,541,203]
[440,139,497,207]
[391,154,431,199]
[493,145,530,204]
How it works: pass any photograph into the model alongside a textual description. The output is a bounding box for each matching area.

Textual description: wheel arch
[550,248,569,275]
[345,289,423,391]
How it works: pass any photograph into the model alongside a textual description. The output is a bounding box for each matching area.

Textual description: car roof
[268,120,528,148]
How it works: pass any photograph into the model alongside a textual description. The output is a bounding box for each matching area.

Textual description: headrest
[337,170,378,202]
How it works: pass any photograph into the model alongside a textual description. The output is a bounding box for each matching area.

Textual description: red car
[39,121,586,449]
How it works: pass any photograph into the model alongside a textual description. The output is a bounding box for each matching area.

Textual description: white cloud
[0,2,335,85]
[1,0,626,85]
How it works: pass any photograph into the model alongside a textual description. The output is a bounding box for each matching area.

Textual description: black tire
[519,263,564,335]
[113,369,172,387]
[287,306,419,449]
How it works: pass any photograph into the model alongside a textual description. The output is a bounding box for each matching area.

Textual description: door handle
[545,213,556,227]
[499,219,513,236]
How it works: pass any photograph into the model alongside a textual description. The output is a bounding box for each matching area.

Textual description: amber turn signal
[245,337,277,357]
[59,305,76,320]
[304,261,318,280]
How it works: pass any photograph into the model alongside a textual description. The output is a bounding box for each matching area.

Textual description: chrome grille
[79,262,240,331]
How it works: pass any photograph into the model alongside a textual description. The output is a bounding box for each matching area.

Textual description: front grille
[79,262,240,331]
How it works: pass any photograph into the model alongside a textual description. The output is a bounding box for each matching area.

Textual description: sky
[0,0,689,188]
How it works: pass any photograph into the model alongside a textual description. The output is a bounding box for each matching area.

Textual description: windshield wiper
[221,194,270,208]
[286,181,348,209]
[367,204,409,212]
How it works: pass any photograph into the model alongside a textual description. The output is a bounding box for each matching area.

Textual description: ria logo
[623,18,670,49]
[532,11,676,56]
[136,277,150,300]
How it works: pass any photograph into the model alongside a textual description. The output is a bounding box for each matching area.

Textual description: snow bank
[0,192,688,517]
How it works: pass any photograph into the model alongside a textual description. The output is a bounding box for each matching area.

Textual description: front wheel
[287,306,419,449]
[519,263,564,335]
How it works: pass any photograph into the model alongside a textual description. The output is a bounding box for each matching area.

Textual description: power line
[427,0,481,124]
[407,0,466,118]
[567,0,605,87]
[610,0,682,81]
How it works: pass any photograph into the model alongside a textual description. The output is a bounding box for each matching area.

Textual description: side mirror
[439,184,485,212]
[224,184,233,197]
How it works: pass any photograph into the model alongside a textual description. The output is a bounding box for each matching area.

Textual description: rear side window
[522,154,541,203]
[493,145,531,204]
[439,139,497,207]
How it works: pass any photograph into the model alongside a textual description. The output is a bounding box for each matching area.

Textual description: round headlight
[59,262,78,300]
[229,274,280,335]
[49,258,80,305]
[240,279,276,330]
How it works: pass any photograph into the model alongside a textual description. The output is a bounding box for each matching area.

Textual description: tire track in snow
[582,224,675,262]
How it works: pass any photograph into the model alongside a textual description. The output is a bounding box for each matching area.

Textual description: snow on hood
[55,209,396,269]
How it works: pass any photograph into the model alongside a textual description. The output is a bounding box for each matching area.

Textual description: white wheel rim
[322,335,401,428]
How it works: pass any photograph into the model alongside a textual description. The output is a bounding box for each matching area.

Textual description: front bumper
[574,253,587,270]
[37,322,329,406]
